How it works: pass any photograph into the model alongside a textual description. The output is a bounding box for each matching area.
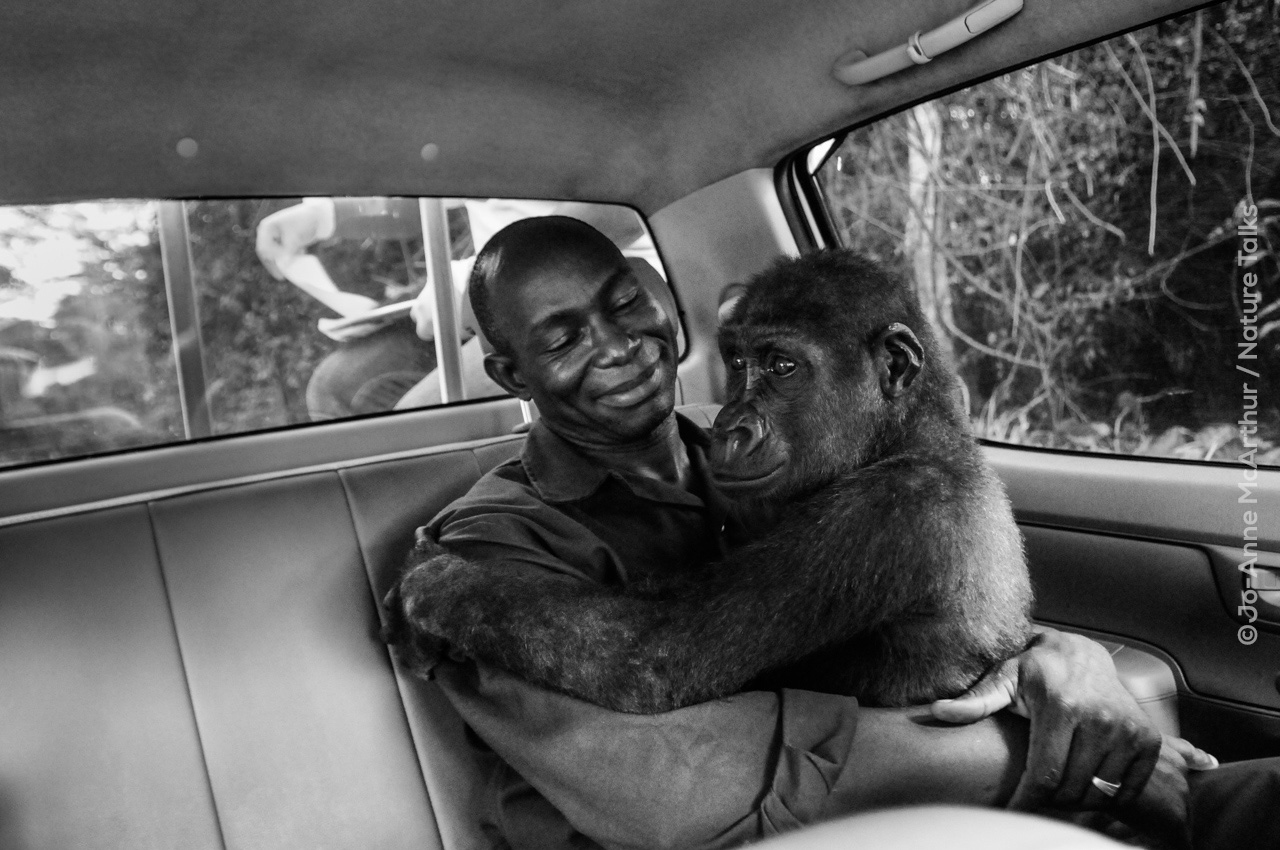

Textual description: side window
[0,202,181,466]
[0,197,667,469]
[813,0,1278,465]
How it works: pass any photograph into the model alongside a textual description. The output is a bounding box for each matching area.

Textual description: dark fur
[389,249,1032,711]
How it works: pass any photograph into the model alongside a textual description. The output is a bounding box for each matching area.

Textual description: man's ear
[872,322,923,399]
[483,354,533,401]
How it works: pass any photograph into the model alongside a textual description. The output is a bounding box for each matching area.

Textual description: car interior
[1,0,1277,847]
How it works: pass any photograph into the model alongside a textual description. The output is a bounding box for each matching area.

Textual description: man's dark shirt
[419,413,870,850]
[427,413,741,586]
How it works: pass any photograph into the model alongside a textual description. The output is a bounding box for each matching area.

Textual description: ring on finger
[1091,775,1122,798]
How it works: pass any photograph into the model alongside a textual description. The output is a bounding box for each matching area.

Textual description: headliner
[0,0,1200,211]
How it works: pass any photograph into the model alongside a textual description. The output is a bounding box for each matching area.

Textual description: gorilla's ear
[872,323,923,399]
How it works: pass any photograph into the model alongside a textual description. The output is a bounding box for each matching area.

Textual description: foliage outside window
[0,202,180,466]
[815,1,1279,465]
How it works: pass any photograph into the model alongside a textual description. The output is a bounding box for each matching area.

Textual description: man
[386,217,1265,849]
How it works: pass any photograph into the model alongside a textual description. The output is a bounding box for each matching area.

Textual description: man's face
[491,250,679,446]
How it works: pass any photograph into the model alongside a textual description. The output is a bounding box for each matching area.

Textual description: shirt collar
[521,413,712,506]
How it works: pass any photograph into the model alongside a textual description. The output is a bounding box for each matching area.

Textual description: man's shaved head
[469,214,679,446]
[469,216,623,357]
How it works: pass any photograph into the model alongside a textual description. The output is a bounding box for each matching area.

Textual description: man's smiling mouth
[596,361,663,408]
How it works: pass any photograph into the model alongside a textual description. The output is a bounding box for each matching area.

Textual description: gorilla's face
[710,263,924,504]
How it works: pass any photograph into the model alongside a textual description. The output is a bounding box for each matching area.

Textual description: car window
[0,197,669,469]
[812,0,1278,466]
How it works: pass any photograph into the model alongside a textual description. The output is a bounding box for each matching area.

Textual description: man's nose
[589,318,640,367]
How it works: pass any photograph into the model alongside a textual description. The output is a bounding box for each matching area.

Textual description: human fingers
[1009,629,1166,808]
[1007,695,1076,810]
[930,658,1021,724]
[1109,728,1163,809]
[1051,707,1159,810]
[1054,718,1112,808]
[1073,734,1140,810]
[1163,735,1218,771]
[1112,738,1193,848]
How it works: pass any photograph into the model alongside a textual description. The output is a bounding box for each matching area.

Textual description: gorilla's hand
[376,537,720,712]
[381,537,462,677]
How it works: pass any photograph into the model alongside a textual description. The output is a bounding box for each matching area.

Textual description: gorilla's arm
[392,459,966,713]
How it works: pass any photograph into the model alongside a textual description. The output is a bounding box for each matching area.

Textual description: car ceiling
[1,0,1202,212]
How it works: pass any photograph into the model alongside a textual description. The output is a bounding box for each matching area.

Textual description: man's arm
[388,539,1207,841]
[931,627,1216,844]
[429,660,1029,850]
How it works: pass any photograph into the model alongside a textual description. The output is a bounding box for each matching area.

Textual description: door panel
[1026,526,1280,713]
[988,447,1280,760]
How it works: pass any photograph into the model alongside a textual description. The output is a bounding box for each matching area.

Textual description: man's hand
[930,627,1215,824]
[1113,736,1203,850]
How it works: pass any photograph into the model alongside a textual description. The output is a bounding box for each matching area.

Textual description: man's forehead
[498,240,622,289]
[502,257,634,324]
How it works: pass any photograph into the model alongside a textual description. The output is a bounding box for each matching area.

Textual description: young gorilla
[393,250,1033,711]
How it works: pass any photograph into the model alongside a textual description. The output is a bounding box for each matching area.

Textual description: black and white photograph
[1,1,1277,848]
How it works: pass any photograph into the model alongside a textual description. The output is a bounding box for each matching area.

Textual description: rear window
[0,198,668,469]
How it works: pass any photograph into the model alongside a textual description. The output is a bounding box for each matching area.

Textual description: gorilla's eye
[729,354,747,371]
[767,354,797,377]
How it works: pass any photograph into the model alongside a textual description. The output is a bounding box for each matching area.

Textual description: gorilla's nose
[710,408,766,468]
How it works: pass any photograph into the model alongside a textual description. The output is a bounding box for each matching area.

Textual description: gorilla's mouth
[709,461,786,494]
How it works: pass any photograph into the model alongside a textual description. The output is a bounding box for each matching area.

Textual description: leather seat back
[0,431,522,850]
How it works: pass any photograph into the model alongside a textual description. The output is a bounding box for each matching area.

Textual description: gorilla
[386,249,1032,711]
